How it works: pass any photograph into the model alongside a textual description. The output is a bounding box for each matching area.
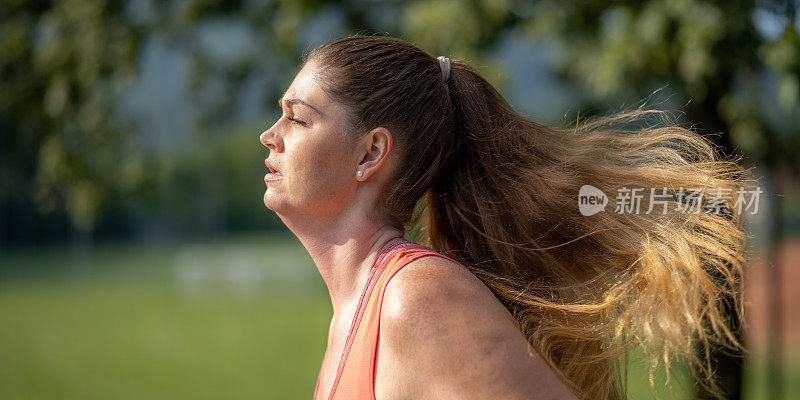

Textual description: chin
[263,190,291,214]
[263,191,278,211]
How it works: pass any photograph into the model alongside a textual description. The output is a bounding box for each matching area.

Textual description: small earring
[357,170,364,177]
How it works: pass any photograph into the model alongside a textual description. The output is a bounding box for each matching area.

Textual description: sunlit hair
[307,34,748,400]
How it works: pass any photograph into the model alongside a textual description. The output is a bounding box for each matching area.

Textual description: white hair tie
[437,56,451,82]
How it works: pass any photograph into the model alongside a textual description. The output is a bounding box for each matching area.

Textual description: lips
[264,159,283,182]
[265,159,282,175]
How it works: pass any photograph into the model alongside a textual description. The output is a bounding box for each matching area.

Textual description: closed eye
[287,116,306,126]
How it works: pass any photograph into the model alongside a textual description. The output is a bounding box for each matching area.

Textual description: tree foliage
[1,0,797,241]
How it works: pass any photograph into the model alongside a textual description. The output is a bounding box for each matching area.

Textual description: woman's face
[260,61,361,217]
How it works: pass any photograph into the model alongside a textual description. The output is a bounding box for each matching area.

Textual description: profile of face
[260,60,387,219]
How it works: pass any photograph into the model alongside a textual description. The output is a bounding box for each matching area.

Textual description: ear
[356,126,393,181]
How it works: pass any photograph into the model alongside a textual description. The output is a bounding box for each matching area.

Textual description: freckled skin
[375,256,581,400]
[261,61,580,400]
[260,60,360,219]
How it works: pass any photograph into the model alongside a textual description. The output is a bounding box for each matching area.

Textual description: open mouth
[265,160,283,177]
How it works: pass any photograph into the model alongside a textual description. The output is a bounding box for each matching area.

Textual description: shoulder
[379,254,571,399]
[382,255,509,330]
[381,253,519,339]
[383,254,484,315]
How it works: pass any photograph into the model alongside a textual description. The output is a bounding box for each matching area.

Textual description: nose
[260,122,283,152]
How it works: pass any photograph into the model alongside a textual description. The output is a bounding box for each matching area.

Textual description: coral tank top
[312,240,468,400]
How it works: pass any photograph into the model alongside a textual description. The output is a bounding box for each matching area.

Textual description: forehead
[282,61,337,114]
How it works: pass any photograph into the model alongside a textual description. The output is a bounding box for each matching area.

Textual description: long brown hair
[307,34,748,400]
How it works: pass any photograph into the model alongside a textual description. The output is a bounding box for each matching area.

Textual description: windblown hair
[307,35,748,400]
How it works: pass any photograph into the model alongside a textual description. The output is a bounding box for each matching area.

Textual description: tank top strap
[317,240,468,400]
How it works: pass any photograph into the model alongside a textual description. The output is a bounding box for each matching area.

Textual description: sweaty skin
[261,61,579,400]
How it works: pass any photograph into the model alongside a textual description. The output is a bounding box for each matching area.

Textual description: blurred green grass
[0,233,796,399]
[0,282,329,399]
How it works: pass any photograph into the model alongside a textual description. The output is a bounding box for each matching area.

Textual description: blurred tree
[1,0,147,242]
[524,0,799,165]
[0,0,326,243]
[2,3,797,397]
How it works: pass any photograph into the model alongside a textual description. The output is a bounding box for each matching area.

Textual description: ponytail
[308,35,748,400]
[424,60,748,400]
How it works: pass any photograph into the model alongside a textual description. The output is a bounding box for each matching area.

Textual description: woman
[260,35,747,400]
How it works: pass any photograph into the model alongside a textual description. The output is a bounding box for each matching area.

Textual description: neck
[279,206,405,316]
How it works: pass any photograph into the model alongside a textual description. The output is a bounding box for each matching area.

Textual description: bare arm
[379,256,579,400]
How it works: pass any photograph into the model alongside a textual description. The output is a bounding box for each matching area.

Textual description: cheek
[290,143,354,206]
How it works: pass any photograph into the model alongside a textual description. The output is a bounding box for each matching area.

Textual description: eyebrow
[278,96,324,116]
